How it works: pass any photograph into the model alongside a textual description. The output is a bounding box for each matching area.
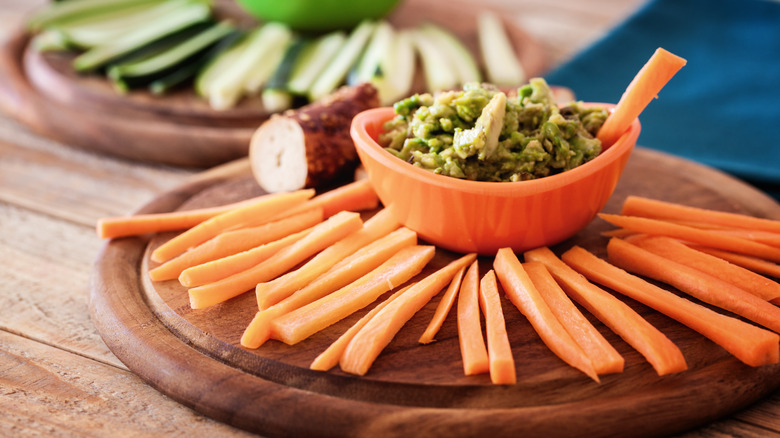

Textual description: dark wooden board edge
[90,149,780,438]
[0,28,253,168]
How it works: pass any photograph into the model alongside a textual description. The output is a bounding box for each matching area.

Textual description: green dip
[379,78,608,182]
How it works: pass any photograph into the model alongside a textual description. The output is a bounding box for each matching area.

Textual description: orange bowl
[350,106,640,255]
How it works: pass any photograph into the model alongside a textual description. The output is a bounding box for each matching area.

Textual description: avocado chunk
[453,91,506,160]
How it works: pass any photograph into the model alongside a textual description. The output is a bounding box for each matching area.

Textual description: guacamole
[379,79,608,182]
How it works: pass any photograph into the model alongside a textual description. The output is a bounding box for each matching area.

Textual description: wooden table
[2,0,779,436]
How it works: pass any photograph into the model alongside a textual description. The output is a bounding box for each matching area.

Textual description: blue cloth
[544,0,780,200]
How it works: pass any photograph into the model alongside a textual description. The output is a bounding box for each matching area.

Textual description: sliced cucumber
[243,31,294,95]
[477,10,525,86]
[149,29,243,94]
[260,89,293,113]
[349,20,394,86]
[308,19,376,101]
[286,30,346,96]
[108,20,236,93]
[418,22,480,85]
[412,27,458,93]
[52,0,201,50]
[194,33,250,97]
[31,29,70,51]
[375,29,416,105]
[72,1,212,72]
[107,22,217,77]
[261,37,308,112]
[205,22,293,110]
[28,0,168,31]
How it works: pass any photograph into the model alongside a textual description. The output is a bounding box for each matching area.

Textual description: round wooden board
[90,148,780,438]
[0,0,547,168]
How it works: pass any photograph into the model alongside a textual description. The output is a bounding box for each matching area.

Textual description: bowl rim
[351,105,640,196]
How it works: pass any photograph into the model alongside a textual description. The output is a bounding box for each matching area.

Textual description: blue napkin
[544,0,780,200]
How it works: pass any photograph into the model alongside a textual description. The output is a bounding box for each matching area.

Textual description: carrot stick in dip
[597,48,686,147]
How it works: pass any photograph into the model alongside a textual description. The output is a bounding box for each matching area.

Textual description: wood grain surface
[91,148,780,438]
[5,0,780,436]
[0,0,547,168]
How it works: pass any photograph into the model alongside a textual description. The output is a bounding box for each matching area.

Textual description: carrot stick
[597,48,686,146]
[562,245,780,367]
[457,260,490,376]
[338,253,478,375]
[149,208,323,282]
[524,246,687,376]
[599,213,780,263]
[310,284,413,372]
[689,245,780,282]
[478,269,516,385]
[418,265,465,344]
[178,228,313,287]
[151,189,315,263]
[289,179,379,218]
[493,248,599,382]
[606,237,780,334]
[523,261,624,375]
[627,235,780,302]
[255,208,399,309]
[187,211,362,309]
[97,179,373,240]
[270,245,437,345]
[224,180,378,231]
[708,229,780,248]
[96,193,278,239]
[600,228,639,239]
[660,221,780,246]
[240,227,418,349]
[665,219,732,230]
[620,195,780,234]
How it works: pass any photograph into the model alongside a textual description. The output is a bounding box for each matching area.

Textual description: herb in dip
[379,78,608,182]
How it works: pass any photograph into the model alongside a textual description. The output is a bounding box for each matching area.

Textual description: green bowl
[235,0,402,32]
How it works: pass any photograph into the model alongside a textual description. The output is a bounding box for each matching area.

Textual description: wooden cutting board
[90,148,780,438]
[0,0,546,168]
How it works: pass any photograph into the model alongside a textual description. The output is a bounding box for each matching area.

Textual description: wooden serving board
[90,148,780,438]
[0,0,546,168]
